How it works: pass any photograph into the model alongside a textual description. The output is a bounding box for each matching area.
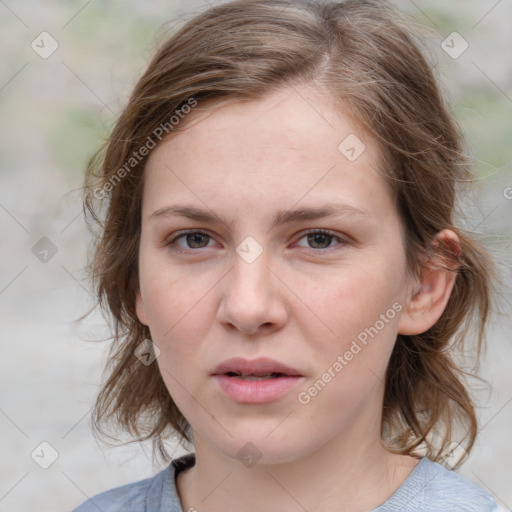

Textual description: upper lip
[212,357,303,377]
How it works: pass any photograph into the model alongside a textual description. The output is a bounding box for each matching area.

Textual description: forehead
[160,87,376,163]
[142,85,393,222]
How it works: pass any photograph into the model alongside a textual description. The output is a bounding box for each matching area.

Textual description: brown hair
[83,0,495,465]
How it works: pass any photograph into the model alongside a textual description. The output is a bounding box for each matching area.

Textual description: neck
[176,409,419,512]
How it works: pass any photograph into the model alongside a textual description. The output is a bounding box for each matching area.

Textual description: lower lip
[213,375,304,404]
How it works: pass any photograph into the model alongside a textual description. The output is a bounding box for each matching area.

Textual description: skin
[136,84,459,512]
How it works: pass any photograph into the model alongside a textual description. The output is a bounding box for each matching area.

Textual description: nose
[216,248,288,336]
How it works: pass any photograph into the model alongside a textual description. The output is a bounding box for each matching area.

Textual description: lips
[212,357,303,378]
[211,357,304,403]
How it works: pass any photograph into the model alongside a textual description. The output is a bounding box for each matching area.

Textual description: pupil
[309,233,331,249]
[188,233,208,248]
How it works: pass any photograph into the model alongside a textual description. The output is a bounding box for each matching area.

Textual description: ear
[398,229,460,336]
[136,289,149,326]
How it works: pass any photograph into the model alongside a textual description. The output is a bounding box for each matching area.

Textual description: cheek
[138,250,201,346]
[316,260,403,336]
[142,276,210,344]
[299,274,401,423]
[302,255,404,387]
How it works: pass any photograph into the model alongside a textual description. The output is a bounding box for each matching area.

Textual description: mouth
[212,357,303,378]
[211,357,304,403]
[223,371,291,380]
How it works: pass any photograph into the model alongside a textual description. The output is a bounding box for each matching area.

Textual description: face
[136,85,415,464]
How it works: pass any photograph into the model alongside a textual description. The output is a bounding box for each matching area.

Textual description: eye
[166,230,215,252]
[295,229,347,251]
[165,229,348,254]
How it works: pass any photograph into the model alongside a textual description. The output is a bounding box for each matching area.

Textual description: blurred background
[0,1,510,510]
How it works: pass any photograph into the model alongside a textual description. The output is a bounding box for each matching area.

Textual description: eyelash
[165,229,349,254]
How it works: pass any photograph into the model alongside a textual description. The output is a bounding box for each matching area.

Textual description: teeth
[236,375,279,380]
[227,372,284,379]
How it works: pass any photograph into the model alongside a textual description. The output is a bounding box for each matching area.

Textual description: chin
[206,426,318,467]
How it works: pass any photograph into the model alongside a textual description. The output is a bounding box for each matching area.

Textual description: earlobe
[398,230,460,336]
[136,290,149,326]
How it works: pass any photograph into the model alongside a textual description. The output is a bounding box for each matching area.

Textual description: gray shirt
[72,453,504,511]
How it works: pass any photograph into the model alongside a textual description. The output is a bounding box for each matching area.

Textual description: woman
[75,1,503,510]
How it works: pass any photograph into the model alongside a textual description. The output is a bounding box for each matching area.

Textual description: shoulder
[376,457,503,512]
[71,473,156,512]
[72,453,195,512]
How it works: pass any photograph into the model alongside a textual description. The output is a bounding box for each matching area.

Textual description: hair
[83,0,496,466]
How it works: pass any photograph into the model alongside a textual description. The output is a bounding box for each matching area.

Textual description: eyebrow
[149,202,371,230]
